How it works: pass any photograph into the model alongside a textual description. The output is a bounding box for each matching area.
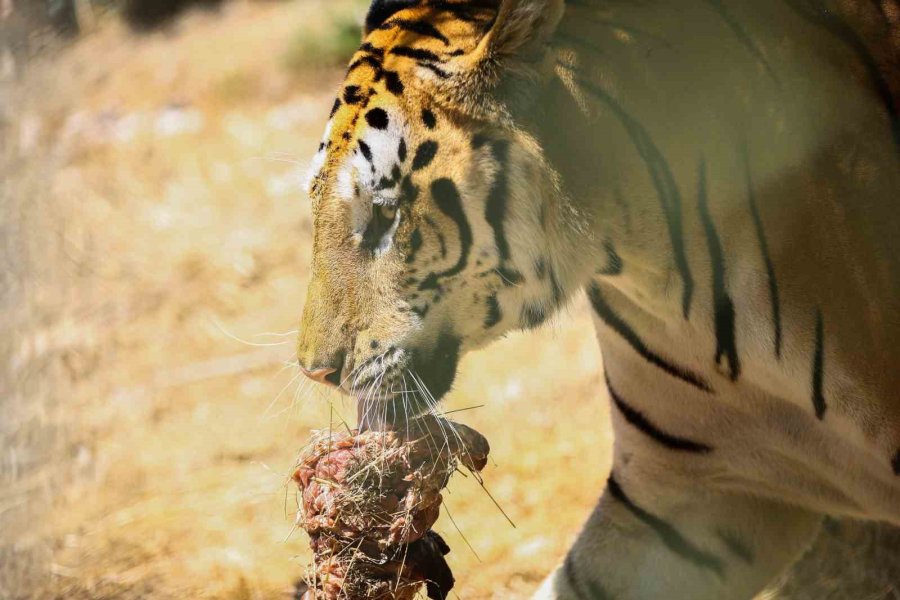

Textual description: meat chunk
[292,416,489,600]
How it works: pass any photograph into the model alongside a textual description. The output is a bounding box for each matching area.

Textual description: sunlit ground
[1,3,609,598]
[2,2,897,599]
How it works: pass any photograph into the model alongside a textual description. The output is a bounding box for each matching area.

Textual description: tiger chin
[296,0,900,598]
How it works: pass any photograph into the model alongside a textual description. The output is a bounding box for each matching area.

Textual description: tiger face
[297,0,568,421]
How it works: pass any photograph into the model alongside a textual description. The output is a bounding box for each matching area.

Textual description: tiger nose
[300,366,340,387]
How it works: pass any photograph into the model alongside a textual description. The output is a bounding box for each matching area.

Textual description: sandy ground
[1,2,897,599]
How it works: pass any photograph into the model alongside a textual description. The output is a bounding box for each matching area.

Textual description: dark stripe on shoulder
[697,160,740,381]
[607,475,725,575]
[784,0,899,152]
[812,309,826,419]
[892,450,900,475]
[702,0,780,86]
[562,66,694,318]
[587,284,712,393]
[742,144,782,359]
[563,554,613,600]
[607,375,713,453]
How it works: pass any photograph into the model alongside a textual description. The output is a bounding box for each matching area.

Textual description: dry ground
[1,2,897,599]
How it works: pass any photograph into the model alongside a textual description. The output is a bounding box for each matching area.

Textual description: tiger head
[297,0,576,423]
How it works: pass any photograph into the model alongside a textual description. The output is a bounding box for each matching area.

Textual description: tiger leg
[532,466,822,600]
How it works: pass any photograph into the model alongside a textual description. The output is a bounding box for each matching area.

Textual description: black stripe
[607,475,725,575]
[390,45,443,63]
[520,302,548,329]
[419,61,450,78]
[422,108,437,129]
[892,450,900,475]
[423,215,446,257]
[812,309,826,419]
[471,133,490,149]
[562,66,695,318]
[384,70,405,95]
[742,144,782,359]
[376,164,403,191]
[484,293,502,328]
[365,0,418,32]
[716,530,755,564]
[697,160,741,381]
[549,267,564,306]
[406,228,423,264]
[598,240,623,276]
[588,284,712,392]
[358,140,373,162]
[703,0,780,86]
[398,175,419,205]
[607,374,713,453]
[784,0,899,152]
[348,55,383,75]
[484,141,512,260]
[429,0,493,22]
[534,258,548,279]
[412,140,439,170]
[496,266,524,286]
[483,141,523,288]
[563,554,613,600]
[343,85,365,105]
[359,42,385,58]
[380,18,449,45]
[419,179,472,289]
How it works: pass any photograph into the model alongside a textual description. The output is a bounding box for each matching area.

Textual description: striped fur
[296,1,900,598]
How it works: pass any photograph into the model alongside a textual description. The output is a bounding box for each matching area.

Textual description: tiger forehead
[324,3,494,143]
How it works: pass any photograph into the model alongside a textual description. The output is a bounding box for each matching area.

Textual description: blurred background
[0,2,897,599]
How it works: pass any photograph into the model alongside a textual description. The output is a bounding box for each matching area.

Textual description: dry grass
[1,3,609,599]
[1,2,897,600]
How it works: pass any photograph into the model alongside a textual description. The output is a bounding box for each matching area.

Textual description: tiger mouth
[347,346,408,394]
[349,333,463,427]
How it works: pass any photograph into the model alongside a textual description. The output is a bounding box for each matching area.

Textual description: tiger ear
[482,0,565,63]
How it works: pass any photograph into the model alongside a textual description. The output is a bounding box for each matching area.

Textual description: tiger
[295,0,900,598]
